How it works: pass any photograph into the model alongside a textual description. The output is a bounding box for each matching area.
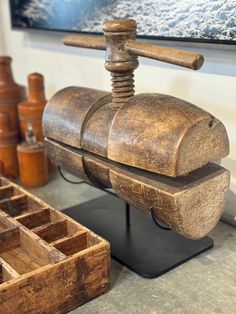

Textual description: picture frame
[9,0,236,45]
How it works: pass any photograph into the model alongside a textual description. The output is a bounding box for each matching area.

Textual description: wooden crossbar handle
[126,40,204,70]
[63,35,106,51]
[63,35,203,70]
[64,19,204,108]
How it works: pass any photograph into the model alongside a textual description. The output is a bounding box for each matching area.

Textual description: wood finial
[28,73,46,102]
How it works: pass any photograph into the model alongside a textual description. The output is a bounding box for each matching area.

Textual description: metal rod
[126,202,131,229]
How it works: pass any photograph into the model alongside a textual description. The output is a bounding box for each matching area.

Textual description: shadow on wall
[22,29,236,78]
[23,30,106,60]
[222,189,236,226]
[221,158,236,226]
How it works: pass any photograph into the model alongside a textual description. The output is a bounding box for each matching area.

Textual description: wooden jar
[17,140,48,188]
[0,112,18,178]
[0,56,25,132]
[18,73,46,141]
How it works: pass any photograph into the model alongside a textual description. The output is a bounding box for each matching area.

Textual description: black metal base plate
[63,194,213,279]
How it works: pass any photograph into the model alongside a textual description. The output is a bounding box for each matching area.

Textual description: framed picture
[9,0,236,45]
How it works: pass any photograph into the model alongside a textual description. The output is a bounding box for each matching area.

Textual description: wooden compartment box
[0,177,110,314]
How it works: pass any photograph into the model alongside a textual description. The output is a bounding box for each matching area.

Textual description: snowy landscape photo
[10,0,236,44]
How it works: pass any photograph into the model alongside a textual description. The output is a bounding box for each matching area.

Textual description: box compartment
[32,217,83,243]
[0,228,64,275]
[0,195,43,217]
[0,258,20,284]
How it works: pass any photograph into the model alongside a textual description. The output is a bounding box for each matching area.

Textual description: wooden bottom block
[45,139,230,240]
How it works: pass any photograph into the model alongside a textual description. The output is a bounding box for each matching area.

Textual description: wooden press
[43,19,230,240]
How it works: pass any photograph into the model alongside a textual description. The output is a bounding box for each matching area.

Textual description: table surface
[29,172,236,314]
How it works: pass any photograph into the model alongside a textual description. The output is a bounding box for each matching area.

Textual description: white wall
[0,0,235,217]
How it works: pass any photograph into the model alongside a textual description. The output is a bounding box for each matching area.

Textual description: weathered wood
[64,19,203,70]
[16,208,51,229]
[82,103,117,158]
[126,40,204,70]
[0,185,14,199]
[43,18,230,242]
[53,231,88,256]
[0,244,110,314]
[0,177,110,313]
[45,139,230,240]
[0,257,20,282]
[44,89,229,177]
[43,86,111,148]
[32,220,68,243]
[0,228,20,253]
[108,93,229,176]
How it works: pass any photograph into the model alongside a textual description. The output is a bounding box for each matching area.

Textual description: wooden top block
[43,88,229,176]
[108,93,229,176]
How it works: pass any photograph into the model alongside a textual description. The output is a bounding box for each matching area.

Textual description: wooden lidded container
[0,112,18,178]
[17,124,48,188]
[18,73,46,141]
[0,56,25,132]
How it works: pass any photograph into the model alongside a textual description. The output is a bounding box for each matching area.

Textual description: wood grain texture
[108,93,229,176]
[45,139,230,239]
[82,103,117,158]
[43,86,111,148]
[44,90,229,177]
[0,244,110,314]
[0,56,25,132]
[0,177,110,313]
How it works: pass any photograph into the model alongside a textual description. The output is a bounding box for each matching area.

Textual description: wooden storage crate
[0,177,110,314]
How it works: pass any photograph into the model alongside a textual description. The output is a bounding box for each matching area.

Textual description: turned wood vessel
[17,124,48,188]
[0,112,18,178]
[43,19,230,240]
[17,142,48,188]
[0,56,25,132]
[18,73,47,141]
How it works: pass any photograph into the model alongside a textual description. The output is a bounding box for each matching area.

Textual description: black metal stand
[58,166,213,278]
[62,193,213,279]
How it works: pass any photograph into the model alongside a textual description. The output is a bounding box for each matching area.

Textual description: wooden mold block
[45,139,230,240]
[0,177,110,314]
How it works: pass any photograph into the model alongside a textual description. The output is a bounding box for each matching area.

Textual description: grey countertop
[29,173,236,314]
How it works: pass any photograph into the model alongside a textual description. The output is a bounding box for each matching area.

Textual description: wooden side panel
[83,157,112,188]
[0,228,20,253]
[45,139,92,184]
[108,93,229,176]
[0,244,110,314]
[110,164,230,239]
